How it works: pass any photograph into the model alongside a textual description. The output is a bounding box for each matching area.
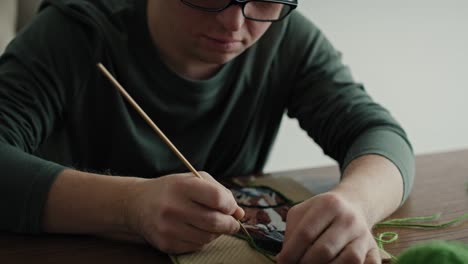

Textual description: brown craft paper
[172,235,274,264]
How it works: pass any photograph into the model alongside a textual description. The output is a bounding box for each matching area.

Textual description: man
[0,0,414,263]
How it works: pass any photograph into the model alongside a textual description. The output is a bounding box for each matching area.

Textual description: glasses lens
[244,1,291,21]
[183,0,230,10]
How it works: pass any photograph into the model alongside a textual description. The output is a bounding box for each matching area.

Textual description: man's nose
[216,5,245,31]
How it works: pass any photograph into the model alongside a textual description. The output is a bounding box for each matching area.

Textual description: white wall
[265,0,468,172]
[0,0,17,53]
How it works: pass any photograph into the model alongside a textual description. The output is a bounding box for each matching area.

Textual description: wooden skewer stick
[97,63,252,240]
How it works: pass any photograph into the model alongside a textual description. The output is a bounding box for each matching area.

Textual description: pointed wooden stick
[97,63,252,240]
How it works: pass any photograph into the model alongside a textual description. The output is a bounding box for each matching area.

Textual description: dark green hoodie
[0,0,414,233]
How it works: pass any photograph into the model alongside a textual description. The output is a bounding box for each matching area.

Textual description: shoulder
[285,11,321,34]
[40,0,134,15]
[251,10,336,74]
[254,10,330,61]
[38,0,137,32]
[263,11,322,46]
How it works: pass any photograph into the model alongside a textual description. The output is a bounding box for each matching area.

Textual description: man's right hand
[43,170,244,254]
[124,171,245,254]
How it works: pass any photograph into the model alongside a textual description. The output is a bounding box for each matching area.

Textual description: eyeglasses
[180,0,298,22]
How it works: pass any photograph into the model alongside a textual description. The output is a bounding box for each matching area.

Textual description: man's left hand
[276,191,381,264]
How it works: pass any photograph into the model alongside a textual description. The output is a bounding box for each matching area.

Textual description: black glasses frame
[180,0,298,22]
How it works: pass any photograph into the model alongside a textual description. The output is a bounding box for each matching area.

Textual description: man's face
[148,0,273,65]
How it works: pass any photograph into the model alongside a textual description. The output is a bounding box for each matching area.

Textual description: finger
[197,171,231,193]
[196,171,239,201]
[328,236,370,264]
[185,200,240,234]
[364,247,382,264]
[196,171,216,181]
[296,220,355,264]
[282,197,331,244]
[282,203,305,244]
[298,216,362,264]
[232,206,245,220]
[183,173,239,216]
[277,204,336,264]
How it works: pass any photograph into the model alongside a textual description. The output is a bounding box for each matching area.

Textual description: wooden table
[1,150,467,263]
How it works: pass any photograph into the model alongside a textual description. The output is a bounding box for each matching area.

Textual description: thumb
[196,171,245,219]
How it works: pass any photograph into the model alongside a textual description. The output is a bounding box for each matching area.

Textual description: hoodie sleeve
[284,12,415,203]
[0,4,96,233]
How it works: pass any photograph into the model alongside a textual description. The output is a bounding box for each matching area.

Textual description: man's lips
[204,35,242,44]
[201,35,243,52]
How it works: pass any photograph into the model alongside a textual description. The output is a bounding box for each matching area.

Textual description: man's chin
[198,49,245,65]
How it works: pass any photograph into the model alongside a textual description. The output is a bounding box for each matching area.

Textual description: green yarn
[396,240,468,264]
[374,232,399,262]
[374,213,468,263]
[375,213,468,229]
[375,232,399,248]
